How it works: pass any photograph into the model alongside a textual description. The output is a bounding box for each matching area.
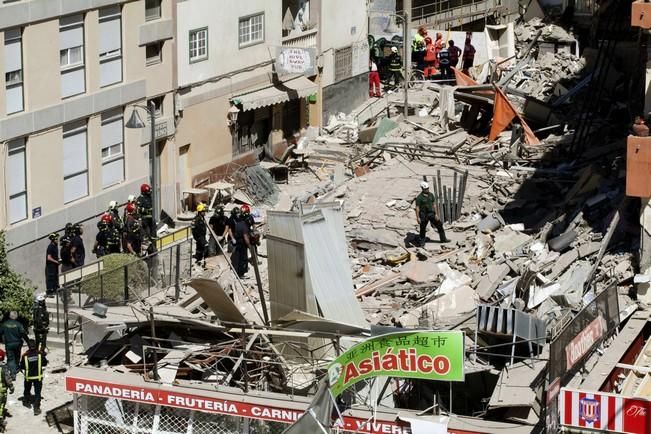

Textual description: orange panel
[632,0,651,29]
[627,135,651,198]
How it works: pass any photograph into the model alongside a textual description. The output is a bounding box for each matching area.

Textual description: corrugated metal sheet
[268,211,303,242]
[302,207,368,329]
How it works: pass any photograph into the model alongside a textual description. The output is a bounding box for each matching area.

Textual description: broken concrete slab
[476,264,511,300]
[578,241,601,258]
[547,248,579,280]
[493,228,532,254]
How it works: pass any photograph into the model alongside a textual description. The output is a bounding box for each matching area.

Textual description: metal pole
[250,246,269,325]
[148,101,159,222]
[149,306,159,381]
[124,265,129,303]
[62,286,70,365]
[174,244,181,301]
[403,0,411,118]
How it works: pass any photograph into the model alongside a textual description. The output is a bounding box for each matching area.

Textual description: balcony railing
[281,28,318,49]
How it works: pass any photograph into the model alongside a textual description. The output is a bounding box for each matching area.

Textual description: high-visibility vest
[24,354,42,381]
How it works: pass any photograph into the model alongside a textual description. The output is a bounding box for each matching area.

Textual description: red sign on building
[560,388,651,433]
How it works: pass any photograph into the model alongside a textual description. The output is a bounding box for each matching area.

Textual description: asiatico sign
[327,331,465,397]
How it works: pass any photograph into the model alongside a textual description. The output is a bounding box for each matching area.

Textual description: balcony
[281,28,318,49]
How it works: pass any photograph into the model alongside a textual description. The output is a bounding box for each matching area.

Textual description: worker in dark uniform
[192,204,208,267]
[240,204,260,257]
[124,195,137,222]
[70,223,85,268]
[230,213,251,277]
[20,340,47,415]
[107,200,124,234]
[32,294,49,352]
[93,216,111,258]
[226,207,241,253]
[106,216,122,255]
[45,233,60,297]
[415,181,449,246]
[126,218,143,256]
[0,312,28,380]
[137,183,156,239]
[59,223,74,273]
[209,206,229,255]
[0,349,14,432]
[387,46,403,87]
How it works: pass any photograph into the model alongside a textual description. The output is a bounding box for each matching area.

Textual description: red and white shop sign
[560,388,651,433]
[67,376,490,434]
[565,315,605,371]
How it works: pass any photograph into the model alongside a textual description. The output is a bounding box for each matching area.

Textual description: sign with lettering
[560,388,651,433]
[275,47,317,76]
[565,315,606,370]
[327,331,465,397]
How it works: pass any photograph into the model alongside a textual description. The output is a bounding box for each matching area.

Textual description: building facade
[0,0,177,286]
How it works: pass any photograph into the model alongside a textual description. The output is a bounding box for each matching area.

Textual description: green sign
[327,331,465,397]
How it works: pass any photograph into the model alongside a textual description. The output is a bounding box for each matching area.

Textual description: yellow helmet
[196,203,206,212]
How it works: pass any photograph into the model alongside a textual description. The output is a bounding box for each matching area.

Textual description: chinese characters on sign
[327,331,465,397]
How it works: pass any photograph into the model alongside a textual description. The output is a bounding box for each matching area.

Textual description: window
[63,121,88,203]
[101,109,124,188]
[146,42,162,65]
[60,14,85,98]
[145,0,161,21]
[99,6,122,87]
[334,45,353,82]
[4,28,23,115]
[189,28,207,62]
[238,13,264,48]
[7,138,27,223]
[148,96,163,117]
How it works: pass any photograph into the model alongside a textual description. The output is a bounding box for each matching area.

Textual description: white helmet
[108,200,118,210]
[127,195,135,203]
[420,181,429,190]
[35,293,46,302]
[391,46,398,53]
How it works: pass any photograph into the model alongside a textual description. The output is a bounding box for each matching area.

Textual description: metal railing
[281,28,318,48]
[400,0,499,26]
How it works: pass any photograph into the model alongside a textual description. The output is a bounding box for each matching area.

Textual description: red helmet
[240,204,251,214]
[0,349,6,361]
[140,183,151,194]
[126,203,136,215]
[101,213,113,224]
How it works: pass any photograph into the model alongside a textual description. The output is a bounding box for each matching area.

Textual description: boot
[33,407,41,416]
[438,230,450,243]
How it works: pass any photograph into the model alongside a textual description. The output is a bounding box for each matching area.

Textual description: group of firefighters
[191,203,259,278]
[0,295,50,428]
[369,26,477,97]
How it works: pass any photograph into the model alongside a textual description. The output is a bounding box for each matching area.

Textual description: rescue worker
[126,219,143,256]
[230,213,251,278]
[45,233,60,298]
[20,340,47,415]
[462,38,476,75]
[107,200,124,233]
[447,40,462,69]
[70,223,85,268]
[0,349,14,432]
[387,46,403,87]
[369,59,381,98]
[415,181,449,246]
[59,223,74,273]
[226,207,241,252]
[412,26,428,71]
[122,194,138,224]
[209,206,229,254]
[0,312,28,380]
[137,183,156,239]
[92,215,112,258]
[423,36,438,79]
[32,295,49,352]
[438,47,451,80]
[433,32,444,67]
[192,204,208,267]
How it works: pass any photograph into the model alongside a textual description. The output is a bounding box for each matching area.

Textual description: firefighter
[93,215,112,258]
[0,312,28,380]
[44,233,60,297]
[0,349,14,432]
[108,200,124,233]
[59,223,75,272]
[32,294,49,352]
[136,184,156,239]
[192,204,208,267]
[208,206,229,254]
[20,340,47,415]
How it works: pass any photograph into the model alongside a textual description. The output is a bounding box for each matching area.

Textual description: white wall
[177,0,282,88]
[319,0,368,88]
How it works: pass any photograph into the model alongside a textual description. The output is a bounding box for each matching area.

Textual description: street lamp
[384,12,410,117]
[227,103,240,127]
[125,100,159,220]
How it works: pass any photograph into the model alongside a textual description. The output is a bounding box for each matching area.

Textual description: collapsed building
[47,1,651,434]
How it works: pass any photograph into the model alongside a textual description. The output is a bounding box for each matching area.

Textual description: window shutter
[99,16,121,54]
[60,25,83,50]
[101,117,123,148]
[5,84,23,114]
[102,158,124,187]
[100,57,121,87]
[61,68,85,97]
[4,39,21,72]
[63,128,87,176]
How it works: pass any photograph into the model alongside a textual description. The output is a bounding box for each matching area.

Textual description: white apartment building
[0,0,176,286]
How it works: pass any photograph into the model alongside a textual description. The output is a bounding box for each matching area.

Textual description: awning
[234,75,317,111]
